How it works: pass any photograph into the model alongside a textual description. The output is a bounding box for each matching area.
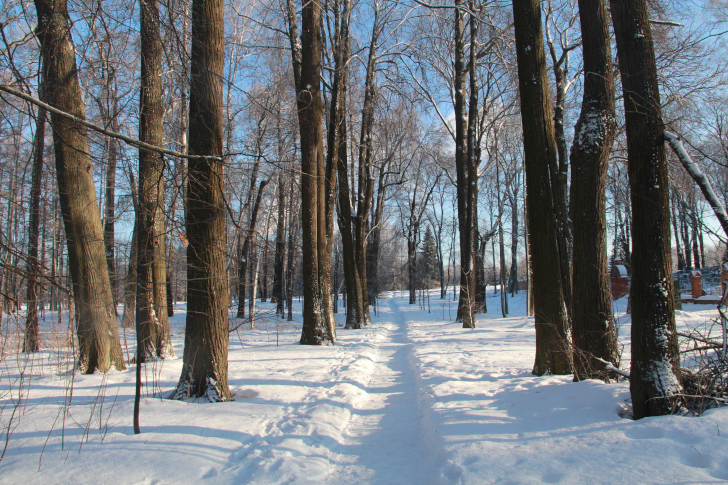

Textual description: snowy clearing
[1,291,727,484]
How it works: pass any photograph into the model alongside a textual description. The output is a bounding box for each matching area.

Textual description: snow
[2,292,728,483]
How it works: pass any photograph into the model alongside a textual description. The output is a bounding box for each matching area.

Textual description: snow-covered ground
[1,290,727,484]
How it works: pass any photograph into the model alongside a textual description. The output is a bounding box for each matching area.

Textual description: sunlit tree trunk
[512,0,572,375]
[610,0,682,417]
[137,0,171,361]
[173,0,231,400]
[570,0,620,381]
[35,0,125,372]
[290,0,334,344]
[24,105,47,353]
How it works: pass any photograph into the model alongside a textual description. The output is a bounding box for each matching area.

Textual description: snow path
[324,296,445,483]
[215,295,447,484]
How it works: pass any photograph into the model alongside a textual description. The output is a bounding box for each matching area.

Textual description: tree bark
[570,0,620,381]
[273,170,286,317]
[512,0,572,375]
[508,182,519,296]
[24,105,47,353]
[34,0,125,373]
[121,220,138,330]
[103,90,119,308]
[137,0,171,361]
[293,0,334,344]
[453,0,476,328]
[611,0,683,417]
[173,0,231,401]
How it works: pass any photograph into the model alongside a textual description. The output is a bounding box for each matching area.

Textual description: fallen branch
[664,131,728,241]
[593,356,630,378]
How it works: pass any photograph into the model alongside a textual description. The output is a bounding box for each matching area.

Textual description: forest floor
[1,290,728,484]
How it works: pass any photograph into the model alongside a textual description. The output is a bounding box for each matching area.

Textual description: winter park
[3,0,728,481]
[0,290,727,484]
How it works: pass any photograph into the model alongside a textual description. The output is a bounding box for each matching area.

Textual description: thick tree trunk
[24,106,47,353]
[137,0,171,361]
[294,0,334,344]
[173,0,231,401]
[35,0,125,373]
[512,0,572,375]
[453,0,476,328]
[353,14,378,326]
[611,0,682,417]
[328,0,364,329]
[570,0,620,381]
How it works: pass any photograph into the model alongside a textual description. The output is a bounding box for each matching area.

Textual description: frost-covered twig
[664,131,728,242]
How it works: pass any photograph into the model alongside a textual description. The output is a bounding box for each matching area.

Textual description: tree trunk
[671,192,685,271]
[137,0,171,361]
[173,0,231,401]
[408,237,417,304]
[273,169,286,317]
[475,233,487,312]
[512,0,572,375]
[336,102,368,328]
[570,0,620,381]
[238,179,267,318]
[24,105,47,353]
[103,94,119,308]
[293,0,334,344]
[121,221,138,329]
[499,217,508,317]
[35,0,125,373]
[366,169,386,306]
[551,53,572,316]
[610,0,682,417]
[453,0,476,328]
[286,192,299,322]
[508,183,519,296]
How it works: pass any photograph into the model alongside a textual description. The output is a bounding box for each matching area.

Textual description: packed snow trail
[323,296,446,483]
[224,293,447,484]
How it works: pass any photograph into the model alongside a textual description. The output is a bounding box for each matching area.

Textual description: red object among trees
[610,261,629,300]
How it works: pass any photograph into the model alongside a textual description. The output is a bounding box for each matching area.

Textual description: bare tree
[610,0,682,417]
[569,0,620,381]
[137,0,171,361]
[512,0,572,375]
[287,0,336,344]
[173,0,232,400]
[23,102,46,353]
[34,0,125,373]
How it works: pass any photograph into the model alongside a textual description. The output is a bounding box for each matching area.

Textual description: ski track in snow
[2,292,728,484]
